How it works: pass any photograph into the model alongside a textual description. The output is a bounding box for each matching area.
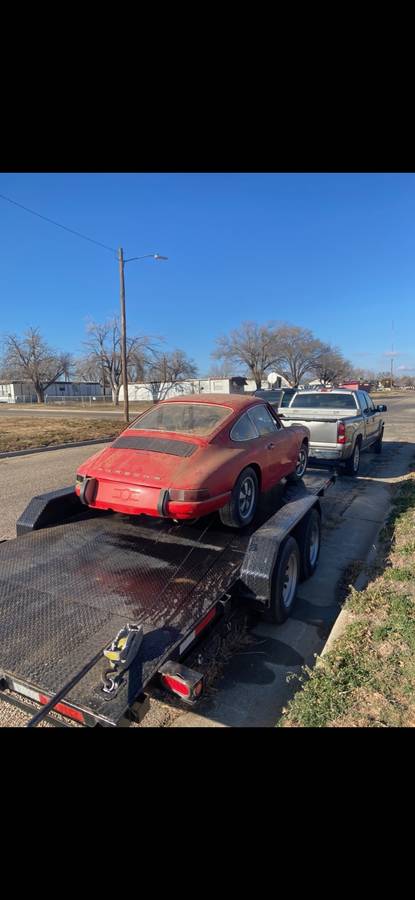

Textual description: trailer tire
[263,535,300,623]
[296,507,321,581]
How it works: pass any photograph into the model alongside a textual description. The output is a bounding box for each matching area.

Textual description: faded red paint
[76,394,309,521]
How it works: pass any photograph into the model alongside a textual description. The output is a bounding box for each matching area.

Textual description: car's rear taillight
[168,489,210,502]
[337,422,346,444]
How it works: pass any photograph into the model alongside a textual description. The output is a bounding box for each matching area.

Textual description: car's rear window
[281,390,296,407]
[129,402,232,436]
[290,393,357,410]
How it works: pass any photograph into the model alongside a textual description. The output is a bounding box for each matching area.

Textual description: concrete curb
[0,437,111,460]
[320,515,387,660]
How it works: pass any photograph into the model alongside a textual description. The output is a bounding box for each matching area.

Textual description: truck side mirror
[377,404,387,412]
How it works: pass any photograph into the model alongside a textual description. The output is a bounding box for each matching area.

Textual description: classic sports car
[75,394,310,529]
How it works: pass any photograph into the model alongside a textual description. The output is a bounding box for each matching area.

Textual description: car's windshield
[129,402,233,436]
[290,393,358,410]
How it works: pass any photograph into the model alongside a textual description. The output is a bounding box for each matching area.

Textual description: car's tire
[286,441,309,484]
[373,428,383,454]
[295,507,321,581]
[219,467,259,529]
[344,438,361,476]
[263,535,300,623]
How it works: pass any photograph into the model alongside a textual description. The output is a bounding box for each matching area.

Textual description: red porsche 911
[75,394,310,529]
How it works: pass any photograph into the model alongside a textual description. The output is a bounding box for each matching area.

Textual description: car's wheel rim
[353,444,360,472]
[296,446,308,476]
[238,475,256,520]
[282,553,298,609]
[309,520,320,566]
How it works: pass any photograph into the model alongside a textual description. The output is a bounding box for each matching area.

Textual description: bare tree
[273,325,329,387]
[2,328,72,403]
[212,322,281,389]
[145,349,198,401]
[81,318,151,405]
[310,348,353,386]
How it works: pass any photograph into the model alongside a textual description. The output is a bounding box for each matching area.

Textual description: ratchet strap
[101,623,144,698]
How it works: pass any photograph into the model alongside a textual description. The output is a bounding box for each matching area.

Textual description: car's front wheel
[286,441,309,484]
[219,467,259,529]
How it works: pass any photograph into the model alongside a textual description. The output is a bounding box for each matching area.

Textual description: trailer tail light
[39,694,86,724]
[158,662,204,703]
[7,679,86,724]
[337,422,346,444]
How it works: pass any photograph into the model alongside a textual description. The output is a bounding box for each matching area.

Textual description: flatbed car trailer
[0,470,335,727]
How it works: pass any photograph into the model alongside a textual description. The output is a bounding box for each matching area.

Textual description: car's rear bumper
[75,480,231,519]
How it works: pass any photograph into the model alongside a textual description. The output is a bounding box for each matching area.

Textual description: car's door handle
[267,442,276,449]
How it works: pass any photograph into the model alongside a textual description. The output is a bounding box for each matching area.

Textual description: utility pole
[118,247,129,423]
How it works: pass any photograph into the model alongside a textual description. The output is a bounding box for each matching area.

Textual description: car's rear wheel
[219,467,259,529]
[344,438,361,476]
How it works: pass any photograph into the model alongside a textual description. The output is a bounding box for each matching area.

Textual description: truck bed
[0,471,334,726]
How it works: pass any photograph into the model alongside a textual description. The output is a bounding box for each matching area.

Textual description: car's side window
[248,404,279,436]
[357,391,368,412]
[230,412,260,442]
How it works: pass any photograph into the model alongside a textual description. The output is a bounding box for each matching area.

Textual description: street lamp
[118,248,168,423]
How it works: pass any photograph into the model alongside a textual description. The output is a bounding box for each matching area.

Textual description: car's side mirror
[377,404,387,412]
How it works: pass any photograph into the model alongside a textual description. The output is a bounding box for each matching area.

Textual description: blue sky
[1,172,415,376]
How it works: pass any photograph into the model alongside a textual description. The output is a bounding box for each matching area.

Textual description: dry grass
[0,416,120,452]
[280,471,415,728]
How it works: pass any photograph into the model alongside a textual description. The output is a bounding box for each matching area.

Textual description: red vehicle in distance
[75,394,310,529]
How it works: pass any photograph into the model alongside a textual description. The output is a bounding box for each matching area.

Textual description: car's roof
[156,393,265,411]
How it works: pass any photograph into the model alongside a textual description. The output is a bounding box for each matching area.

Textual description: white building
[120,373,291,402]
[120,376,249,403]
[0,381,105,403]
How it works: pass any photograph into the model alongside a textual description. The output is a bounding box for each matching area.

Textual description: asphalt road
[0,394,414,727]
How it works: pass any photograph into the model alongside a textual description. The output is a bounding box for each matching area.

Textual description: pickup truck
[281,389,387,475]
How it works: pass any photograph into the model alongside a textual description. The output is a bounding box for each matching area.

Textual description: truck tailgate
[282,415,340,446]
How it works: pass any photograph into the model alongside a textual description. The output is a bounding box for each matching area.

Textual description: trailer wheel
[296,507,321,580]
[263,535,300,623]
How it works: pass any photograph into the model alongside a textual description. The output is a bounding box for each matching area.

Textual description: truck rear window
[290,393,357,410]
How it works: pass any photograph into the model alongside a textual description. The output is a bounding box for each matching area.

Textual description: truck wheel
[263,535,300,623]
[373,428,383,454]
[344,439,361,476]
[286,441,309,484]
[296,507,321,580]
[219,467,259,529]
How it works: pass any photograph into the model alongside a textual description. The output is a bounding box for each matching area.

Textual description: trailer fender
[239,494,319,606]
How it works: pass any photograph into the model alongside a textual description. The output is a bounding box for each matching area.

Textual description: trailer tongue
[0,471,335,727]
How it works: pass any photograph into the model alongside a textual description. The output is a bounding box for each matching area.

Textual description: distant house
[121,376,249,403]
[340,381,374,393]
[0,381,104,403]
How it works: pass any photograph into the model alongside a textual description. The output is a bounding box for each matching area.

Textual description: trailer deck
[0,471,334,726]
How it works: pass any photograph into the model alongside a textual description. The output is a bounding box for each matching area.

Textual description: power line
[0,191,117,255]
